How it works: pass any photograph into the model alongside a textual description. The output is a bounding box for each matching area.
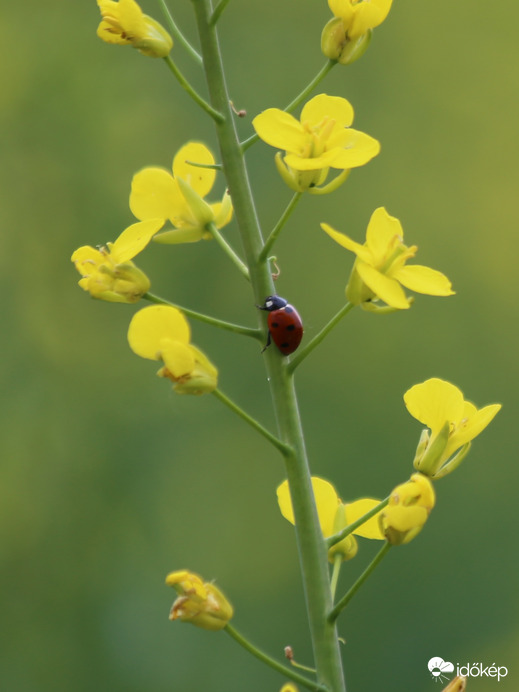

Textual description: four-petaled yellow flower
[328,0,393,40]
[127,305,218,394]
[379,473,435,546]
[404,378,501,479]
[277,476,384,561]
[322,207,455,311]
[130,142,233,244]
[71,219,163,303]
[165,570,233,631]
[252,94,380,194]
[97,0,173,58]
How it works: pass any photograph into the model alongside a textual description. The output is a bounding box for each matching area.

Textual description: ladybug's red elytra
[258,295,303,355]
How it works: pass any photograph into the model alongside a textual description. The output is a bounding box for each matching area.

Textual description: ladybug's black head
[260,295,288,312]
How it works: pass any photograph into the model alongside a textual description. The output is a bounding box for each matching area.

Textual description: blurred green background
[2,1,518,690]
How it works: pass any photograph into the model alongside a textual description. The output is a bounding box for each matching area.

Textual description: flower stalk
[191,1,346,689]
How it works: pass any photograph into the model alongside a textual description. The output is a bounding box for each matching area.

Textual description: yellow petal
[110,219,165,263]
[349,0,393,39]
[71,246,105,276]
[404,378,465,435]
[252,109,305,153]
[392,264,454,296]
[300,94,354,129]
[320,223,371,262]
[277,477,341,538]
[172,142,216,199]
[324,130,380,169]
[161,340,195,378]
[128,305,190,360]
[446,403,501,456]
[345,498,385,539]
[356,261,410,309]
[130,167,181,221]
[365,207,403,265]
[328,0,354,22]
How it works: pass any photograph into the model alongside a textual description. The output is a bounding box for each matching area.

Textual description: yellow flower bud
[97,0,173,58]
[379,474,435,546]
[321,17,372,65]
[166,570,233,631]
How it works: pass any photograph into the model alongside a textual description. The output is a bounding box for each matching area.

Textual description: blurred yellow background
[2,1,518,691]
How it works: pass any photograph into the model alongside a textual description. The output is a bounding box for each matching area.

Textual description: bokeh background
[2,1,518,690]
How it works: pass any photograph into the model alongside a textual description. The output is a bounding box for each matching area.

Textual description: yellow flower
[252,94,380,194]
[321,207,455,311]
[379,473,435,545]
[71,219,163,303]
[165,570,233,631]
[328,0,393,40]
[127,305,218,394]
[277,477,384,561]
[404,378,502,479]
[130,142,233,244]
[97,0,173,58]
[281,685,299,692]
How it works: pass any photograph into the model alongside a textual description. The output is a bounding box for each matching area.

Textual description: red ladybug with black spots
[258,295,303,355]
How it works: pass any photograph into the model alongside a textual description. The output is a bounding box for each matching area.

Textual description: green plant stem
[284,59,336,114]
[224,624,327,692]
[210,0,231,25]
[259,192,303,262]
[326,497,390,549]
[162,55,224,122]
[212,389,291,456]
[330,554,342,600]
[156,0,203,64]
[143,292,261,339]
[289,302,354,373]
[206,221,250,280]
[192,3,346,690]
[241,59,336,152]
[328,543,392,623]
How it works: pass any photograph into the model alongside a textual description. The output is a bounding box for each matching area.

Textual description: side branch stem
[289,302,354,372]
[156,0,203,64]
[163,56,224,122]
[212,389,291,456]
[143,293,261,339]
[224,624,327,692]
[259,192,302,261]
[328,543,392,623]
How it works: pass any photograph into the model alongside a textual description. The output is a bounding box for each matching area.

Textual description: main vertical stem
[191,2,346,690]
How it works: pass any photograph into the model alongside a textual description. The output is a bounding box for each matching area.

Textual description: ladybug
[258,295,303,355]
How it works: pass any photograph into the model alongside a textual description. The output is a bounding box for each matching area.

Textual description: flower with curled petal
[165,570,233,631]
[322,207,454,311]
[71,219,163,303]
[404,378,501,479]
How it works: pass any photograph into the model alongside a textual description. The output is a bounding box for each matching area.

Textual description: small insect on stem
[257,295,303,355]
